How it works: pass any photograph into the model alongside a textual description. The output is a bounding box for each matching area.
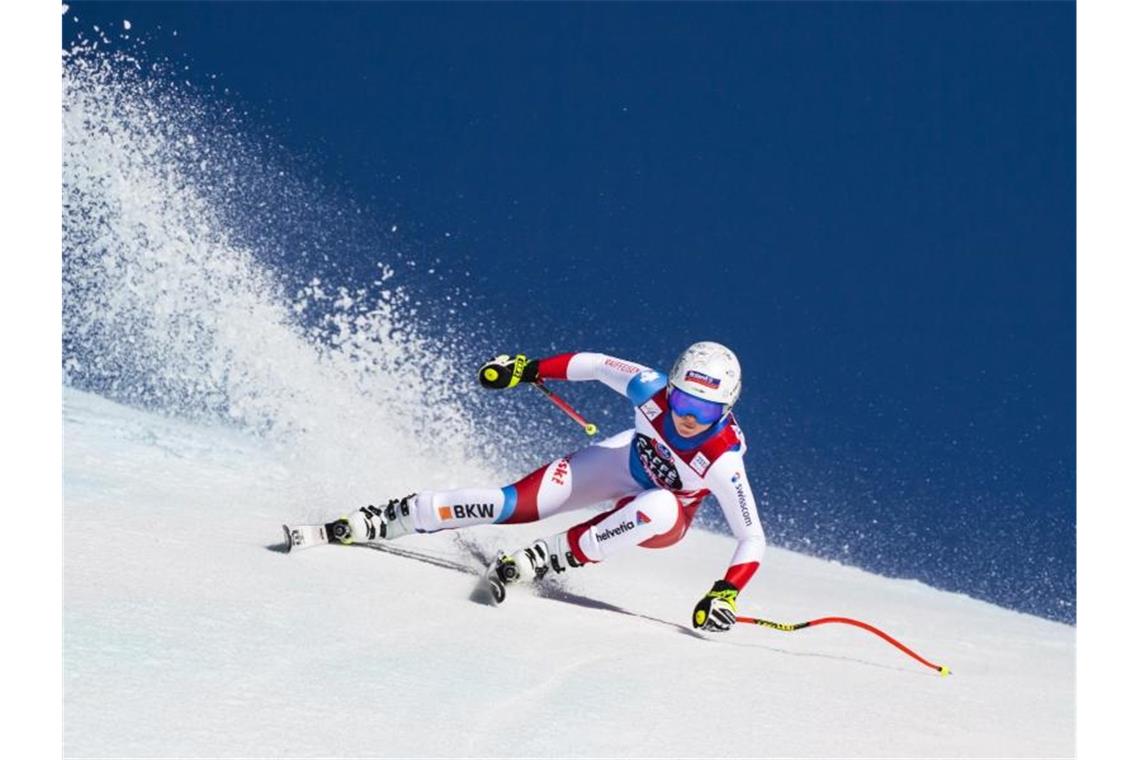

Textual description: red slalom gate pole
[736,615,951,676]
[533,380,599,436]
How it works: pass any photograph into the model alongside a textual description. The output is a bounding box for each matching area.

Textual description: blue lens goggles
[667,387,727,424]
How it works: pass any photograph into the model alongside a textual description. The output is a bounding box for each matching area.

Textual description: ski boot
[283,495,417,552]
[328,495,417,544]
[480,534,583,605]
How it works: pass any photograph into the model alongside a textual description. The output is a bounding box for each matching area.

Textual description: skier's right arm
[479,352,663,401]
[477,354,539,389]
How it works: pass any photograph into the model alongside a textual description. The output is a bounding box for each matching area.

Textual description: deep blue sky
[65,2,1075,621]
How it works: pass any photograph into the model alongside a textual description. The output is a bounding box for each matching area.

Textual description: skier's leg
[413,428,640,530]
[341,430,640,542]
[495,428,643,524]
[559,488,700,564]
[496,488,698,585]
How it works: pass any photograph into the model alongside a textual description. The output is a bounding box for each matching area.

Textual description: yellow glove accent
[709,587,738,608]
[478,354,532,389]
[508,354,528,387]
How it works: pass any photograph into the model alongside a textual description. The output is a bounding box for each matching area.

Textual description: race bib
[634,433,682,491]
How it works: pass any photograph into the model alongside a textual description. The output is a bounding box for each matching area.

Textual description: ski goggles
[667,386,727,424]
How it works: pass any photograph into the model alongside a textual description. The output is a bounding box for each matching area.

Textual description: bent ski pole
[533,380,598,436]
[736,614,951,676]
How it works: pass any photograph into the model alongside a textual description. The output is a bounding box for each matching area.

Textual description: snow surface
[64,387,1074,758]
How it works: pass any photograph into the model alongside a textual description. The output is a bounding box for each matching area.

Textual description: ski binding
[282,521,348,552]
[473,551,519,606]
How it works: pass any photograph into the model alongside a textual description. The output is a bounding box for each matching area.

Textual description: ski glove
[692,580,739,632]
[478,354,539,390]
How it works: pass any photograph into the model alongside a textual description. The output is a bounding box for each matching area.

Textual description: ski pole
[533,380,599,436]
[736,614,951,676]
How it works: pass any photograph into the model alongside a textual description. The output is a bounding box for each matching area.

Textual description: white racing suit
[406,352,766,592]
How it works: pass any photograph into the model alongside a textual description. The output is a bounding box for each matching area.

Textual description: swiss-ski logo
[684,370,721,389]
[550,458,570,486]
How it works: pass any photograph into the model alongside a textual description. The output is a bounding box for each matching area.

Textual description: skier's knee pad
[626,489,682,526]
[635,491,695,550]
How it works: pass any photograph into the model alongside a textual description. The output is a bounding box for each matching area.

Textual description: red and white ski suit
[408,352,766,591]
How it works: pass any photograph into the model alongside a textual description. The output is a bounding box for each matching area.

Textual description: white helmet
[668,341,742,409]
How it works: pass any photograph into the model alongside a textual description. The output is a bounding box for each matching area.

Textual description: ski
[472,552,516,606]
[476,568,507,606]
[280,524,508,607]
[282,522,341,552]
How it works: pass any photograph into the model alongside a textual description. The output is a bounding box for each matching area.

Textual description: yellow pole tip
[484,368,499,381]
[585,424,598,436]
[939,666,951,677]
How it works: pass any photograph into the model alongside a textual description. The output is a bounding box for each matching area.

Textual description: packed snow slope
[62,37,1074,757]
[64,388,1074,758]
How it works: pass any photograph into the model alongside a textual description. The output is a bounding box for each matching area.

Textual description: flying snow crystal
[62,40,508,501]
[62,4,69,13]
[123,20,131,31]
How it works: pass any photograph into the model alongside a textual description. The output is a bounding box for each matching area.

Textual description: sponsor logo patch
[642,398,662,421]
[733,478,753,527]
[596,520,636,543]
[550,458,570,486]
[634,433,682,491]
[604,357,641,374]
[636,510,652,525]
[684,370,721,390]
[691,451,712,475]
[438,503,494,520]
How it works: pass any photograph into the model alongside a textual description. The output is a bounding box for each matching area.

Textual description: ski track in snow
[64,388,1074,758]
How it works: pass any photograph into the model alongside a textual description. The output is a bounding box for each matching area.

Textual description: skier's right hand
[478,354,539,389]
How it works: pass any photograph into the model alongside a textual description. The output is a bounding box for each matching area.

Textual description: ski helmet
[668,341,742,412]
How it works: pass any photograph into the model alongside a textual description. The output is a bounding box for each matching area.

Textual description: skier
[323,342,765,633]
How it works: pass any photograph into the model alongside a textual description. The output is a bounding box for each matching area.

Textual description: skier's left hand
[692,580,739,632]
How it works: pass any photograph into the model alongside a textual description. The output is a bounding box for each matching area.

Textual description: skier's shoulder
[698,436,752,497]
[624,366,668,404]
[724,415,747,453]
[702,415,747,462]
[705,434,747,476]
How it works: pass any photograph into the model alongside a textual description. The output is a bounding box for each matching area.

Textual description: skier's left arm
[478,351,659,401]
[706,451,767,591]
[691,450,767,632]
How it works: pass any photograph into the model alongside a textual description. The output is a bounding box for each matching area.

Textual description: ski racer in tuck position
[305,341,766,633]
